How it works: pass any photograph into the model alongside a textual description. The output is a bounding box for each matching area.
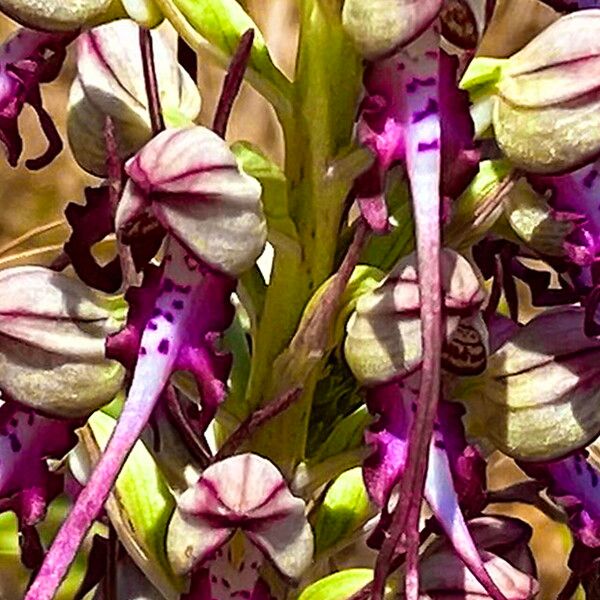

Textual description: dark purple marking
[10,418,17,427]
[162,278,174,293]
[238,561,245,572]
[411,402,417,413]
[583,169,599,189]
[157,339,170,354]
[240,592,250,599]
[397,62,406,71]
[152,308,162,317]
[140,347,147,356]
[216,549,223,558]
[211,575,217,584]
[575,461,583,475]
[147,321,158,331]
[412,98,439,123]
[165,254,172,262]
[434,440,445,450]
[417,139,440,152]
[176,284,192,294]
[250,562,258,570]
[164,312,174,323]
[425,50,439,59]
[9,434,21,453]
[406,76,436,93]
[587,464,599,487]
[222,578,231,589]
[172,299,184,310]
[27,412,35,426]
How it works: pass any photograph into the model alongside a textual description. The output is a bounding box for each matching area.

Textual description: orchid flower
[26,126,266,600]
[168,453,313,598]
[344,248,508,600]
[0,27,73,169]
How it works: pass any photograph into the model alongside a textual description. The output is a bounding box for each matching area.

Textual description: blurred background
[0,0,576,597]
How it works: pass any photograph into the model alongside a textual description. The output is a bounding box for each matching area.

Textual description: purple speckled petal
[0,28,73,168]
[363,381,505,598]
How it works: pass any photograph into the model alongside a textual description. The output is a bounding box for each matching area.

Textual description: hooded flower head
[492,10,600,173]
[0,266,125,418]
[68,19,202,177]
[167,453,314,586]
[457,307,600,461]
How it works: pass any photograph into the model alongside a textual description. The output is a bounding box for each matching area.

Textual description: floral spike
[25,127,266,600]
[0,28,73,169]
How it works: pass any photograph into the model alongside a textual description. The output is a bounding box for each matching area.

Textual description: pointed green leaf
[314,468,373,553]
[298,569,374,600]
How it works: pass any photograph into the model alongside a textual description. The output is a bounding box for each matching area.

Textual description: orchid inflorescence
[2,0,600,598]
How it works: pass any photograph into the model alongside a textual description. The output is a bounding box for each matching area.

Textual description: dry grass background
[0,0,579,597]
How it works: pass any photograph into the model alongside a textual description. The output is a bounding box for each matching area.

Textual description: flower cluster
[0,0,600,599]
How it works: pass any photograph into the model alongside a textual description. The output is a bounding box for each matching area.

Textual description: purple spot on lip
[9,434,21,453]
[140,347,147,356]
[575,461,583,475]
[157,339,170,354]
[147,321,158,331]
[164,312,174,323]
[583,169,599,189]
[425,50,438,59]
[172,299,184,310]
[221,578,231,589]
[412,98,439,123]
[434,440,445,450]
[162,278,174,293]
[417,139,440,152]
[176,284,192,294]
[406,76,436,93]
[10,418,17,427]
[27,412,34,426]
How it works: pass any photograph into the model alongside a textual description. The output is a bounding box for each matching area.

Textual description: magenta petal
[0,28,73,169]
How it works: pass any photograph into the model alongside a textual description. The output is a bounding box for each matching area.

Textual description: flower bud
[0,267,126,418]
[344,249,485,386]
[342,0,443,60]
[117,126,267,277]
[458,307,600,461]
[0,0,160,31]
[68,20,201,177]
[493,10,600,173]
[167,453,313,582]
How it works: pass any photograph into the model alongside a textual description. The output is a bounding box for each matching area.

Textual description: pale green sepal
[314,468,372,554]
[85,410,183,599]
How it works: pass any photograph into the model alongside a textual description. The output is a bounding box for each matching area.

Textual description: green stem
[244,0,362,474]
